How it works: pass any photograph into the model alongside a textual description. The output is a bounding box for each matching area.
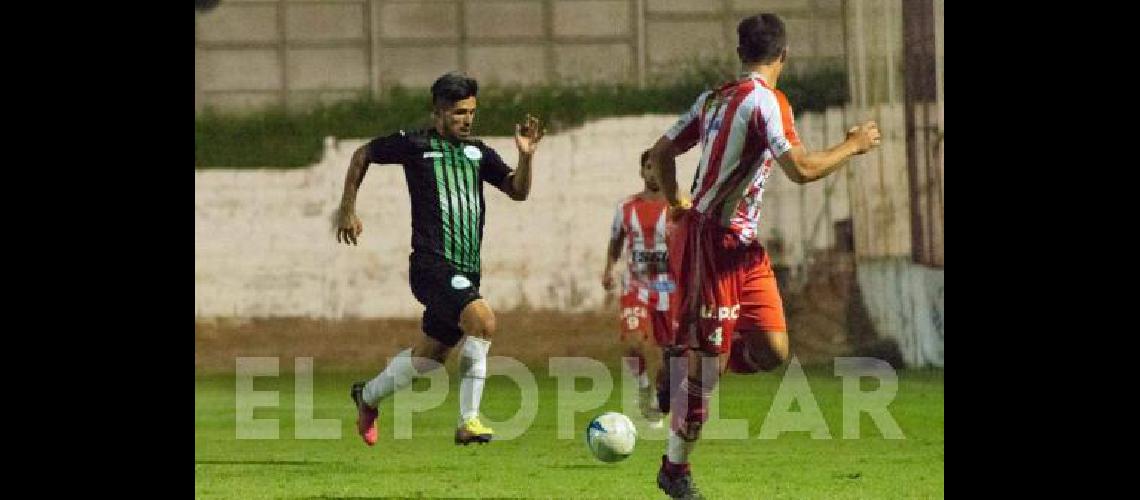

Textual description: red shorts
[619,290,675,347]
[668,211,787,354]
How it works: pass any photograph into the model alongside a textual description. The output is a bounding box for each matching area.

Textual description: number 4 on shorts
[709,327,723,347]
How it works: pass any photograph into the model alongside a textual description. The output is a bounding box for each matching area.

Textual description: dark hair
[640,149,651,167]
[430,71,479,110]
[737,14,787,64]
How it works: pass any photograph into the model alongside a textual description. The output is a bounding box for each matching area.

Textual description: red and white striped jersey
[664,72,801,245]
[610,194,674,311]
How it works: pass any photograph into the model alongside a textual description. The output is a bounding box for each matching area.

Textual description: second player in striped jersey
[602,150,679,428]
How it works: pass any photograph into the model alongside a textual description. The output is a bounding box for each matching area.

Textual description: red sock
[670,376,714,435]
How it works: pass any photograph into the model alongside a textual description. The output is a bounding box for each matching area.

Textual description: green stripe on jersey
[442,142,464,266]
[461,154,481,270]
[431,137,452,262]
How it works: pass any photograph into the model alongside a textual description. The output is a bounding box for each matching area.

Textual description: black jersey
[365,128,513,273]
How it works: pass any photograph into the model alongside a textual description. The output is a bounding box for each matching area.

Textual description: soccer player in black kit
[335,72,545,446]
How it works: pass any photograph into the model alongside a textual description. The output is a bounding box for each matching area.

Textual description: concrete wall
[856,258,943,367]
[194,109,856,318]
[196,115,695,317]
[195,0,846,113]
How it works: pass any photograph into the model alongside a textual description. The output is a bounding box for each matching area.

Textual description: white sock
[638,372,651,390]
[362,348,416,407]
[666,430,697,464]
[459,336,491,424]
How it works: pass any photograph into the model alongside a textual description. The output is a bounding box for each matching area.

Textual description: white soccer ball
[585,412,637,463]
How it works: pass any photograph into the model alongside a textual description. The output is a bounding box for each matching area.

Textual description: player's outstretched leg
[352,340,447,447]
[352,348,418,446]
[350,382,379,446]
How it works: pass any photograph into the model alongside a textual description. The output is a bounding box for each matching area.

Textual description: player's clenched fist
[847,121,881,154]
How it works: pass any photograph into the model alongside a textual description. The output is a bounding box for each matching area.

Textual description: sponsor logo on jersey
[423,152,443,158]
[632,250,668,263]
[700,304,740,321]
[650,279,676,293]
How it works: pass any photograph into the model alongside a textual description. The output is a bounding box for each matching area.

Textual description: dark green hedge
[195,64,848,168]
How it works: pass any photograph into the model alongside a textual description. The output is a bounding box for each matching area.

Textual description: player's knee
[460,300,496,339]
[729,330,789,373]
[479,310,497,338]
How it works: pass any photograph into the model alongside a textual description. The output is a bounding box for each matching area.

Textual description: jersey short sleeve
[610,201,626,242]
[664,90,711,155]
[756,90,801,158]
[478,144,514,193]
[365,130,414,165]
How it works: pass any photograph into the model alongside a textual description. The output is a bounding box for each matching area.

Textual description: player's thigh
[733,248,790,371]
[688,236,745,356]
[737,247,787,334]
[410,259,486,344]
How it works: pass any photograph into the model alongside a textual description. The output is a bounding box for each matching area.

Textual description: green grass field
[195,364,943,499]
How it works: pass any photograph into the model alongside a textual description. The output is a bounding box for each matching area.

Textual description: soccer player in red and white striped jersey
[602,150,678,428]
[647,13,881,499]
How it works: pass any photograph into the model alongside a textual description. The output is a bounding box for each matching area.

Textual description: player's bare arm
[776,120,881,184]
[336,145,371,246]
[647,137,693,221]
[647,137,681,207]
[501,114,546,201]
[602,228,624,291]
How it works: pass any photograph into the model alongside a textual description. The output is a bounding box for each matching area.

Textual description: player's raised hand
[335,207,363,246]
[847,121,881,154]
[515,114,546,155]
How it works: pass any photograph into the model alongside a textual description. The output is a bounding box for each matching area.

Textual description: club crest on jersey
[463,145,482,161]
[451,275,472,290]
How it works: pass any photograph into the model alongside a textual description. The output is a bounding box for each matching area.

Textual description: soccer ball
[585,412,637,463]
